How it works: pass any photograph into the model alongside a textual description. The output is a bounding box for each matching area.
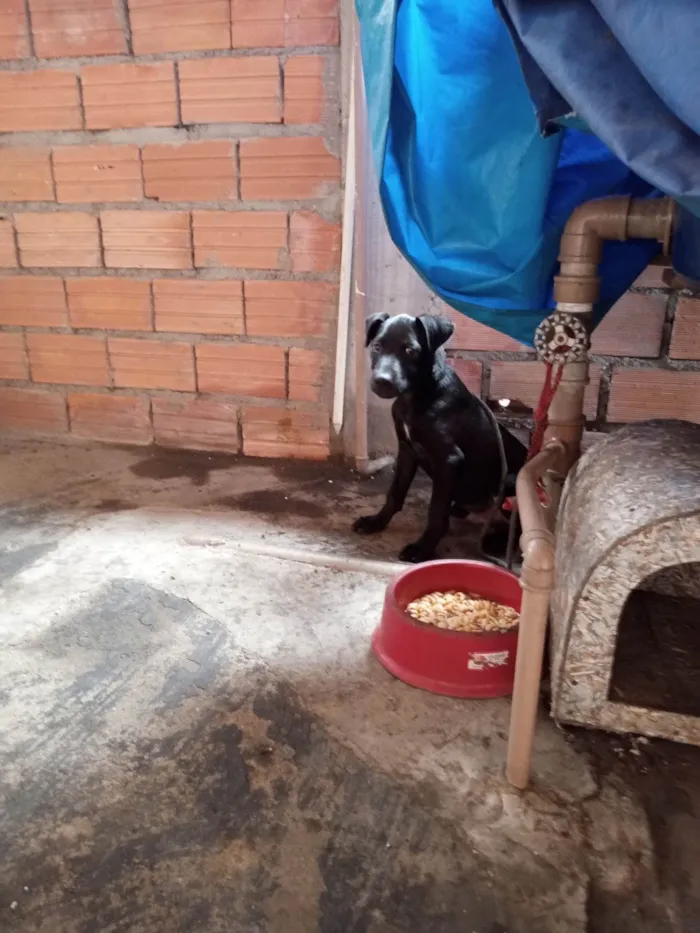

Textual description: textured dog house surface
[550,420,700,743]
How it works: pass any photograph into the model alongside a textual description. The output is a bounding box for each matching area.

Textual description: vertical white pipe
[332,34,357,434]
[352,29,370,469]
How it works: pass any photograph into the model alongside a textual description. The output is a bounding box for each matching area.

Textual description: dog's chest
[402,420,430,460]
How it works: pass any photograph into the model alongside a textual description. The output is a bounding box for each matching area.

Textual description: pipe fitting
[553,196,675,305]
[627,198,675,252]
[516,442,562,582]
[520,530,555,582]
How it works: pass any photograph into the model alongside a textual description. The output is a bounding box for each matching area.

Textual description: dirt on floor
[1,440,699,933]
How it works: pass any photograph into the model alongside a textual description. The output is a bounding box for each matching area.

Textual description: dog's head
[364,313,455,399]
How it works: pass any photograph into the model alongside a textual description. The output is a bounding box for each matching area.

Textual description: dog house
[549,420,700,743]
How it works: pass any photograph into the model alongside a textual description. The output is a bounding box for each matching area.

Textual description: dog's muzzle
[370,376,400,399]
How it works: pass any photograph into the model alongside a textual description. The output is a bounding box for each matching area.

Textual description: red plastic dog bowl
[372,560,521,698]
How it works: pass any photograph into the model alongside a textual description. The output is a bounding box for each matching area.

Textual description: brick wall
[0,0,340,460]
[442,261,700,434]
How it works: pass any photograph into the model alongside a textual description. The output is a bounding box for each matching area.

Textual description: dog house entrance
[610,563,700,718]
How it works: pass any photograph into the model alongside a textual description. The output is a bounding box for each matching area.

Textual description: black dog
[353,312,526,563]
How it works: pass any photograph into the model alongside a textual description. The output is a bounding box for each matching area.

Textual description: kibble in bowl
[375,559,521,697]
[406,590,519,633]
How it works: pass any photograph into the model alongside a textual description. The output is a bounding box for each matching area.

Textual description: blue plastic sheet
[356,0,660,346]
[496,0,700,220]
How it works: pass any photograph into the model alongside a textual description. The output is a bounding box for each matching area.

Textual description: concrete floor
[1,440,699,933]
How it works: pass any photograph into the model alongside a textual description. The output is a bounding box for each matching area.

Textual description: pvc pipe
[505,195,676,790]
[229,540,401,578]
[506,442,565,789]
[332,36,357,434]
[352,30,370,470]
[543,300,592,514]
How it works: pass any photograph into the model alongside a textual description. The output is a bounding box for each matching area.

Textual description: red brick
[489,361,601,419]
[288,347,325,401]
[290,211,340,273]
[142,141,236,203]
[240,137,339,200]
[15,212,101,268]
[69,392,152,444]
[81,62,177,131]
[669,297,700,360]
[230,0,283,48]
[152,395,239,452]
[230,0,338,48]
[0,386,67,434]
[27,332,110,386]
[196,342,285,397]
[0,217,16,268]
[129,0,230,54]
[633,260,669,289]
[0,148,53,202]
[0,0,29,59]
[445,308,528,352]
[245,280,337,338]
[286,0,338,46]
[0,331,28,380]
[447,358,483,395]
[193,211,286,270]
[591,293,666,357]
[242,405,329,459]
[154,279,243,335]
[0,70,81,133]
[29,0,126,58]
[178,57,281,125]
[608,368,700,423]
[109,337,195,391]
[284,56,325,123]
[67,277,152,331]
[0,275,67,326]
[101,210,192,270]
[53,145,142,204]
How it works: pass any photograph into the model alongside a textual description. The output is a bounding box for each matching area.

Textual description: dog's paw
[399,541,436,564]
[353,513,389,535]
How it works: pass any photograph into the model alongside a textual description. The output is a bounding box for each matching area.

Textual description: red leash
[502,362,562,512]
[526,361,563,462]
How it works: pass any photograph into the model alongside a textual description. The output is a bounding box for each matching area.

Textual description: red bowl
[372,559,521,698]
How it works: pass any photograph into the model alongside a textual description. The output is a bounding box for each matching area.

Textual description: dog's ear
[415,315,455,352]
[365,312,390,347]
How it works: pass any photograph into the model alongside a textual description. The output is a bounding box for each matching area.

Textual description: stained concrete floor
[1,440,699,933]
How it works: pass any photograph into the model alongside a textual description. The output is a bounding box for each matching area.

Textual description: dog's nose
[371,376,398,399]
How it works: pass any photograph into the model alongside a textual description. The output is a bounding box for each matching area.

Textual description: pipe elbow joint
[520,529,555,588]
[555,196,676,305]
[564,196,632,244]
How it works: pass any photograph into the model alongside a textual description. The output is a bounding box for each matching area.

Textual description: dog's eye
[403,346,418,359]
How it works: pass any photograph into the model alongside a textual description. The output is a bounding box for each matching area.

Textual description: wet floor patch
[216,490,328,520]
[0,579,513,933]
[129,450,240,487]
[92,499,139,513]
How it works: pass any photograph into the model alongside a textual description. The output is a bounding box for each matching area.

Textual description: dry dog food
[406,590,519,633]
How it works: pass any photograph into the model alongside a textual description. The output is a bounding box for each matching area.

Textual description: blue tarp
[496,0,700,218]
[355,0,698,346]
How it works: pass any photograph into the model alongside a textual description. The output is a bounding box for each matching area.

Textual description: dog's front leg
[353,440,417,535]
[399,451,462,562]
